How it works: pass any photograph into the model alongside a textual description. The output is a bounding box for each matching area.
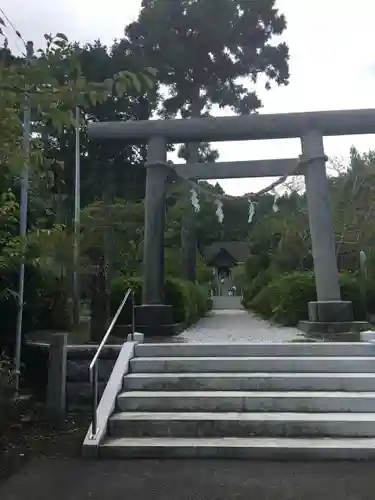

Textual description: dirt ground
[0,395,89,485]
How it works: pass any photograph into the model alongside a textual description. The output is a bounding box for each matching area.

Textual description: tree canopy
[124,0,289,117]
[122,0,290,280]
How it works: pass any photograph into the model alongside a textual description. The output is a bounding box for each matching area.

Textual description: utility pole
[13,40,34,395]
[72,105,81,328]
[360,249,368,320]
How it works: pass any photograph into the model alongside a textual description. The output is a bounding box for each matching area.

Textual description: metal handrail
[89,287,135,438]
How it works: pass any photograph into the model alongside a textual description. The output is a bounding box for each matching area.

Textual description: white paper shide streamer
[248,199,255,224]
[215,199,224,223]
[272,191,280,213]
[190,188,200,213]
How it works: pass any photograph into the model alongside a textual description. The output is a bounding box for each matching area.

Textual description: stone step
[108,412,375,438]
[117,391,375,413]
[100,436,375,460]
[135,342,375,359]
[130,357,375,374]
[123,372,375,392]
[212,296,243,310]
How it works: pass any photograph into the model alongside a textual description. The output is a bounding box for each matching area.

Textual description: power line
[0,7,26,54]
[0,7,25,44]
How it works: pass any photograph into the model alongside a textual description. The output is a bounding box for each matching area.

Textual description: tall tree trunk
[181,92,201,282]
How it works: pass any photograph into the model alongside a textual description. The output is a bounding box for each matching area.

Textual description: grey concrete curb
[82,333,144,458]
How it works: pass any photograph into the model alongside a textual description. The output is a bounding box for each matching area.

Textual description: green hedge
[110,275,211,326]
[242,267,277,307]
[247,271,366,326]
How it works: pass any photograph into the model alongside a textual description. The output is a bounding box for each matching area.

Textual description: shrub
[34,274,71,331]
[110,275,211,326]
[245,254,271,281]
[195,255,214,285]
[364,280,375,314]
[0,266,71,356]
[164,247,213,286]
[170,278,211,325]
[242,267,280,308]
[110,276,142,324]
[249,271,366,326]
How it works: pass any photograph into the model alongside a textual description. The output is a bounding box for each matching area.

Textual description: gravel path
[179,309,302,343]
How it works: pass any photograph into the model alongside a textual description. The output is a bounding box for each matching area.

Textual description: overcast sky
[3,0,375,194]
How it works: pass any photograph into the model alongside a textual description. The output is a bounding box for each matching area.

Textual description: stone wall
[66,345,121,409]
[25,341,122,410]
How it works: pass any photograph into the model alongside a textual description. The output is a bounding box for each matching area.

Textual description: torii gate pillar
[134,136,174,336]
[88,108,375,338]
[299,130,356,335]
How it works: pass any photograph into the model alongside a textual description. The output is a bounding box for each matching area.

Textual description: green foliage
[41,40,160,212]
[248,271,366,326]
[242,267,277,306]
[249,271,315,325]
[165,247,213,286]
[245,254,272,281]
[32,272,71,330]
[126,0,289,117]
[109,276,142,325]
[240,148,375,329]
[110,275,211,326]
[195,253,214,285]
[164,248,183,279]
[0,26,157,346]
[166,277,211,325]
[230,263,246,291]
[126,0,290,272]
[0,265,71,353]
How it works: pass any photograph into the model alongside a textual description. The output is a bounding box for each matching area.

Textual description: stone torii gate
[88,109,375,336]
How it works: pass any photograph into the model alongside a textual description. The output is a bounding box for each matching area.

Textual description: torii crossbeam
[88,108,375,337]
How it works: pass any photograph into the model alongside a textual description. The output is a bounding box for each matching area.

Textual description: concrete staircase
[212,295,243,310]
[98,342,375,460]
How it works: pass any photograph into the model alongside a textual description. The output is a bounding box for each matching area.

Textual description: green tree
[123,0,290,280]
[0,26,156,346]
[330,149,375,272]
[35,40,160,336]
[41,40,160,218]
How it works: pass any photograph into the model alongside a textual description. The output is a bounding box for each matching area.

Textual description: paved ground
[2,458,375,500]
[0,308,316,498]
[180,309,302,343]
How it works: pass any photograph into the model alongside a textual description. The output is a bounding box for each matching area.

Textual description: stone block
[308,302,318,322]
[135,324,181,337]
[134,304,177,336]
[66,359,115,382]
[299,320,369,336]
[135,304,173,325]
[67,345,121,361]
[127,332,145,343]
[46,333,67,423]
[360,330,375,343]
[66,381,106,408]
[308,301,354,322]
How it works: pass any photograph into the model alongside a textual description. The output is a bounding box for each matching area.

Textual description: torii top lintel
[88,108,375,144]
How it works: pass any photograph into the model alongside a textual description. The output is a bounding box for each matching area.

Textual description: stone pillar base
[299,320,370,336]
[308,301,354,322]
[135,304,176,337]
[299,300,369,340]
